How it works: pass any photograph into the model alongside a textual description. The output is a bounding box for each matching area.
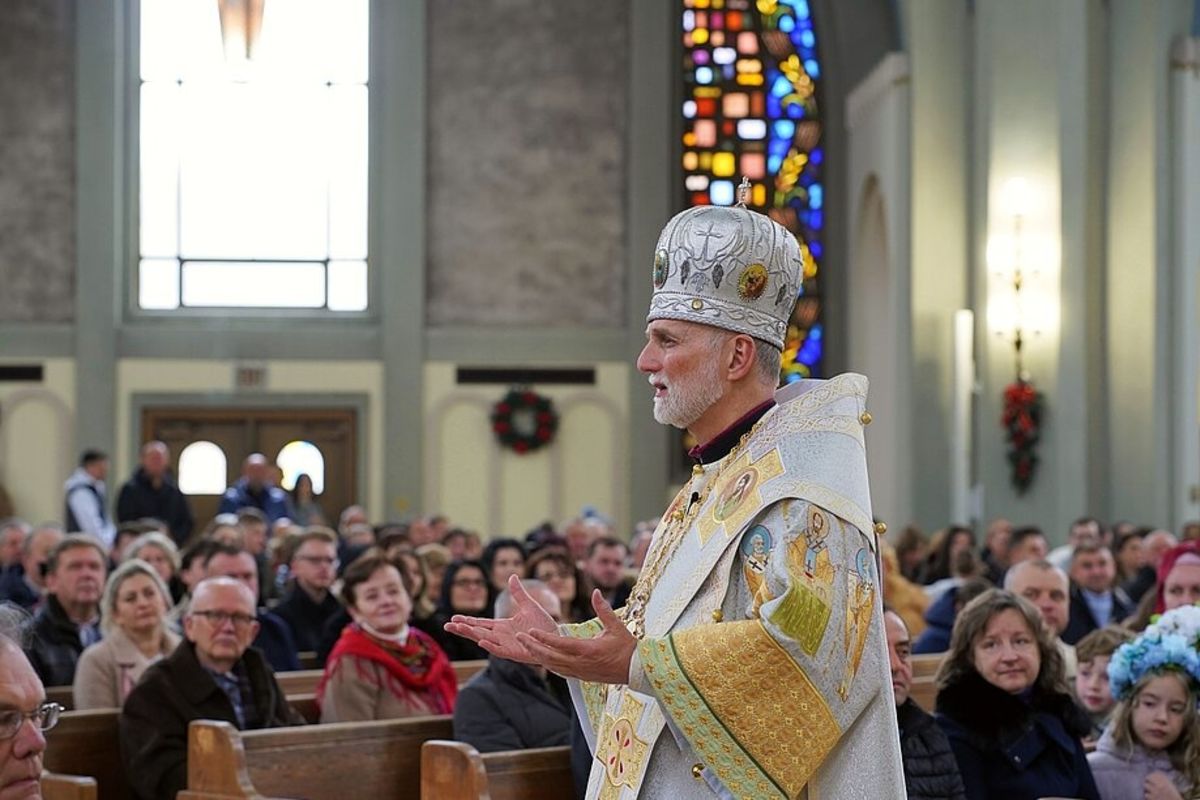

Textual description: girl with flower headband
[1087,605,1200,800]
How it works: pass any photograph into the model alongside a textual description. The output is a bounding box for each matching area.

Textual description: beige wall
[422,362,630,538]
[114,359,386,520]
[0,359,76,524]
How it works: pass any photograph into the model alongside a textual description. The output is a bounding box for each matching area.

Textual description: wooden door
[141,407,358,537]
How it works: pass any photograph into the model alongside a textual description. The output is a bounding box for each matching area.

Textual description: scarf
[316,623,457,714]
[1154,542,1200,614]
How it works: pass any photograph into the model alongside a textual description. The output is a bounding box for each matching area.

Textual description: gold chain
[624,422,763,639]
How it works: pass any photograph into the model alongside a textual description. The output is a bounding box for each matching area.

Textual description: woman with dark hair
[480,538,526,597]
[317,550,456,722]
[934,589,1099,800]
[1111,530,1144,587]
[426,560,492,661]
[288,473,325,527]
[525,549,591,624]
[921,526,976,586]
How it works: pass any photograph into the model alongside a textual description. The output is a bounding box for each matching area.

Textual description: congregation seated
[204,543,301,672]
[317,551,457,722]
[881,545,929,637]
[426,560,492,661]
[934,589,1099,800]
[274,527,343,663]
[119,576,304,800]
[525,548,591,624]
[73,558,179,709]
[579,536,632,615]
[1062,540,1133,645]
[413,542,451,624]
[1122,529,1176,606]
[453,581,571,753]
[0,613,60,800]
[123,530,186,605]
[218,453,293,523]
[481,538,526,614]
[1086,607,1200,800]
[27,535,108,687]
[0,523,62,611]
[912,577,991,654]
[1003,559,1077,678]
[883,608,965,800]
[919,526,975,587]
[1072,626,1130,745]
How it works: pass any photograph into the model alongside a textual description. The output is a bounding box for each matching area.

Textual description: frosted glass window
[181,261,326,308]
[178,441,228,494]
[276,441,324,494]
[138,0,369,311]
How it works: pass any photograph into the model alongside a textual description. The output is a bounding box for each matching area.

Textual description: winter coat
[913,589,957,654]
[116,467,194,546]
[119,639,304,800]
[1087,726,1192,800]
[935,669,1100,800]
[897,698,967,800]
[1062,584,1134,646]
[217,478,292,523]
[0,564,41,610]
[26,594,98,687]
[72,625,181,709]
[273,585,343,659]
[452,656,572,753]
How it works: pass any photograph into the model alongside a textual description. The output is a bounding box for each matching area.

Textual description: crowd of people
[0,446,656,799]
[3,443,1200,799]
[881,517,1200,800]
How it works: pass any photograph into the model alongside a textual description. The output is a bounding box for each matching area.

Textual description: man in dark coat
[1062,541,1133,645]
[120,577,304,800]
[116,441,194,546]
[885,609,966,800]
[273,529,342,660]
[26,535,106,686]
[452,582,571,752]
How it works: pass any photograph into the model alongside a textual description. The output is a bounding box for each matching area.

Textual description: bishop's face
[637,319,726,431]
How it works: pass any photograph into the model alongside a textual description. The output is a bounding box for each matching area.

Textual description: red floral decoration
[1001,379,1044,493]
[490,388,558,454]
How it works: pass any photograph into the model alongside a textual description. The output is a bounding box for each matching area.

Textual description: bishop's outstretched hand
[443,574,558,665]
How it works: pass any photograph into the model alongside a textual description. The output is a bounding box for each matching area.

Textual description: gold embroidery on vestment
[672,620,840,798]
[595,692,651,799]
[696,448,784,546]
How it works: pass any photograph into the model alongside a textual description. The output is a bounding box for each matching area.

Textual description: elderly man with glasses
[119,577,304,800]
[0,606,63,800]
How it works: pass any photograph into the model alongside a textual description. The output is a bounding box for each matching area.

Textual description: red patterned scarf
[316,624,457,714]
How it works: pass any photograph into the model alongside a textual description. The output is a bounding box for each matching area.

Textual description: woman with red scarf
[317,551,457,722]
[1154,541,1200,614]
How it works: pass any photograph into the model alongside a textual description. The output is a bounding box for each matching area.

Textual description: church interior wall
[0,360,76,524]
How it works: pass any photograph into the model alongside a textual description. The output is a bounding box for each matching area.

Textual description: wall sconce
[987,178,1057,494]
[217,0,266,65]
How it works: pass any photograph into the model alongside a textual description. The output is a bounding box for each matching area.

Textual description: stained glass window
[681,0,823,381]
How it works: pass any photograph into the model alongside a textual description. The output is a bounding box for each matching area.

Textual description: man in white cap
[448,194,904,799]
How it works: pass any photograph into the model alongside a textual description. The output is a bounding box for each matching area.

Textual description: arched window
[178,440,228,494]
[681,0,824,381]
[276,440,325,494]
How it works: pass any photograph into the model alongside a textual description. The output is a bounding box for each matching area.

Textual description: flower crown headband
[1108,604,1200,701]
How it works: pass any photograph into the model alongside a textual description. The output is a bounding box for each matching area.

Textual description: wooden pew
[454,659,487,685]
[297,650,319,670]
[180,715,454,799]
[46,684,74,711]
[43,709,125,800]
[909,675,937,713]
[910,652,944,680]
[420,740,573,800]
[41,773,98,800]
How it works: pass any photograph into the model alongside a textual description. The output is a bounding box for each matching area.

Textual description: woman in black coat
[933,589,1099,800]
[422,559,493,661]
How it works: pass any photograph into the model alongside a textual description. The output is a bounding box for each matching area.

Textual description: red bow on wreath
[1001,378,1044,493]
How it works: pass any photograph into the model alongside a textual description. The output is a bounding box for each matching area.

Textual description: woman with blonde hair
[73,559,180,709]
[125,531,186,604]
[934,589,1099,800]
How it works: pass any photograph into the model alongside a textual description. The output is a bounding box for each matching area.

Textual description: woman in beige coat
[73,558,180,709]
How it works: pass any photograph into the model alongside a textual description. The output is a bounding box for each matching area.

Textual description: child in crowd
[1087,606,1200,800]
[1074,626,1133,745]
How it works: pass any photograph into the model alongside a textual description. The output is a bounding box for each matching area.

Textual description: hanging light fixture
[216,0,266,64]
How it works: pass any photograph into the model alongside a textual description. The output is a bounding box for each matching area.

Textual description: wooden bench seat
[41,772,97,800]
[910,652,944,680]
[180,715,454,799]
[909,675,937,713]
[43,709,124,800]
[420,740,573,800]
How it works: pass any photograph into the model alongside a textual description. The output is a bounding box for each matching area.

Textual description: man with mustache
[448,196,905,798]
[26,535,107,686]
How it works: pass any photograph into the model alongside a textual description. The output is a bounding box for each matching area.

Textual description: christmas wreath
[1001,379,1044,494]
[491,388,558,454]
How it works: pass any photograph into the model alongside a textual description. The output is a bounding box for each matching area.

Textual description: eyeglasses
[536,569,571,581]
[452,578,487,588]
[0,702,63,739]
[190,610,257,628]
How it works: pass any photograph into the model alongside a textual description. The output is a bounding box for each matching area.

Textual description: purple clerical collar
[687,399,776,465]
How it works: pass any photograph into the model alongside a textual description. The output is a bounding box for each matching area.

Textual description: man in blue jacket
[218,454,292,523]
